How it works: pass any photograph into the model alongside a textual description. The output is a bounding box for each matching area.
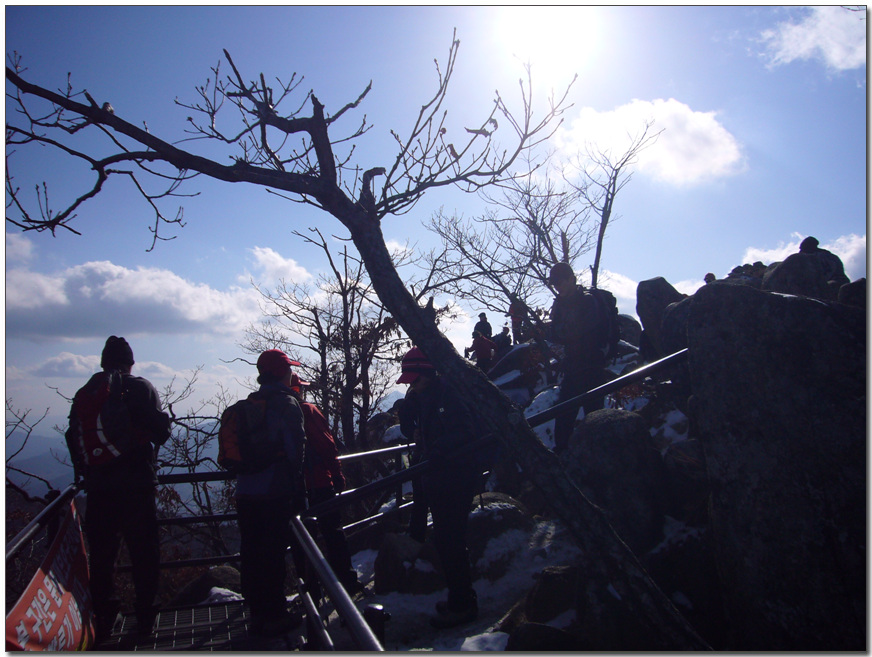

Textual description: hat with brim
[397,347,436,384]
[396,370,422,384]
[256,349,301,378]
[290,372,310,393]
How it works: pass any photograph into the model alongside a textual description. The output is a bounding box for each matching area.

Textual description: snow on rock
[381,424,407,444]
[201,587,244,605]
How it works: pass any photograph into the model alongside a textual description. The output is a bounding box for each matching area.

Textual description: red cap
[256,349,301,378]
[396,347,436,384]
[290,372,310,394]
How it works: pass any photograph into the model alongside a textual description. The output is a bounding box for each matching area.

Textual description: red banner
[5,499,96,651]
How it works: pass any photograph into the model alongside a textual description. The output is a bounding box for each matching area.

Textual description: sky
[4,5,867,434]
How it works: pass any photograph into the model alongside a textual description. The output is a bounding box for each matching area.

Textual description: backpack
[71,371,138,468]
[218,394,291,475]
[588,287,621,362]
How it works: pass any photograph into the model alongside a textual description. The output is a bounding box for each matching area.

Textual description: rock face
[617,313,642,347]
[838,276,866,309]
[761,252,837,300]
[636,277,686,358]
[686,283,865,650]
[562,409,670,555]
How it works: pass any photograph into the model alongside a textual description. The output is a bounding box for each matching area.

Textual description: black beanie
[101,336,134,369]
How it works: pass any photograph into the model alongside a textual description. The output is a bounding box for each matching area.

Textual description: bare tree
[425,155,596,331]
[5,400,55,504]
[5,37,708,647]
[240,228,407,450]
[566,121,661,288]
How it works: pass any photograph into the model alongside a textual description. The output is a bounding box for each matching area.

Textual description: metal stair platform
[94,600,307,651]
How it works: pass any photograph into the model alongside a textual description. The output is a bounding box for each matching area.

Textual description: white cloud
[248,246,311,285]
[32,352,101,378]
[674,279,705,297]
[742,232,866,281]
[556,99,746,187]
[6,259,261,340]
[6,232,34,264]
[760,6,867,72]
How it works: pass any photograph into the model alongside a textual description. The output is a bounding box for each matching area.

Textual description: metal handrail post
[290,516,384,651]
[294,577,334,651]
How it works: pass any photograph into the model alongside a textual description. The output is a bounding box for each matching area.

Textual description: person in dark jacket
[547,263,608,452]
[235,349,308,637]
[289,373,362,595]
[473,312,493,339]
[492,325,512,363]
[396,347,481,629]
[65,336,171,640]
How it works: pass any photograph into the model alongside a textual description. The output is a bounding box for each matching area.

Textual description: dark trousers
[554,366,605,452]
[85,487,160,625]
[424,472,478,610]
[307,486,358,590]
[408,475,429,543]
[237,495,306,621]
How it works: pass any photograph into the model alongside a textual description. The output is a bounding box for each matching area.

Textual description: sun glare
[493,6,600,92]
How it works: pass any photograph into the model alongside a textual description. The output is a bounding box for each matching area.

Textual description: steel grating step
[94,600,306,651]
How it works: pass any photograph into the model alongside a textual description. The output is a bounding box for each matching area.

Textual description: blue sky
[5,6,867,431]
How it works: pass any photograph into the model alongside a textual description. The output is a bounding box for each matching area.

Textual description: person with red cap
[235,349,308,638]
[396,346,481,629]
[288,373,363,596]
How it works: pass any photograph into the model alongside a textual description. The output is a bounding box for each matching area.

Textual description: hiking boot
[429,601,478,629]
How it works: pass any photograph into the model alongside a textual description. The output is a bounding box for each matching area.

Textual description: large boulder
[617,313,642,347]
[636,277,686,357]
[561,408,670,555]
[660,296,692,355]
[761,252,836,300]
[686,283,865,650]
[468,493,536,581]
[838,277,866,310]
[373,532,444,594]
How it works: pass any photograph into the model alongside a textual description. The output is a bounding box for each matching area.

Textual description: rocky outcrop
[687,283,865,650]
[635,277,686,358]
[761,252,837,300]
[561,409,670,556]
[617,314,642,347]
[374,532,444,594]
[723,260,771,287]
[838,276,866,309]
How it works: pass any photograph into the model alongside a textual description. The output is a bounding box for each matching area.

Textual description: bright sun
[493,6,600,92]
